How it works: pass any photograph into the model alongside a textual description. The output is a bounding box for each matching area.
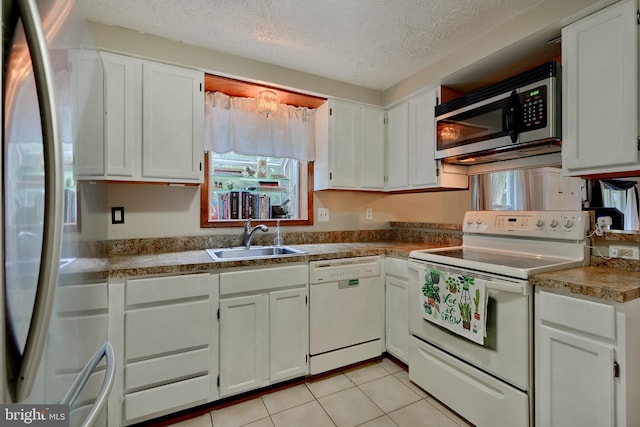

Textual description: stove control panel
[463,211,590,240]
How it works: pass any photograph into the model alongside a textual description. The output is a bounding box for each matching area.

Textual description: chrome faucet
[242,218,269,248]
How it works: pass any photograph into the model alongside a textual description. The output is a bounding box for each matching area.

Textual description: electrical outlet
[318,208,330,222]
[111,207,125,224]
[609,245,640,260]
[365,208,373,220]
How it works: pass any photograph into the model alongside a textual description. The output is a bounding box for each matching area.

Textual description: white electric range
[408,210,590,427]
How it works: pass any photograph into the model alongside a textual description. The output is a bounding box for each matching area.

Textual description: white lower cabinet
[219,264,308,397]
[535,289,640,427]
[48,281,109,427]
[110,273,218,426]
[385,257,408,363]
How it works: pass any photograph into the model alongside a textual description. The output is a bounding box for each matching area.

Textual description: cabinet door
[385,276,408,363]
[219,294,268,397]
[408,89,439,187]
[329,100,359,188]
[142,62,204,181]
[562,0,639,175]
[536,325,615,427]
[101,52,141,178]
[385,102,409,189]
[359,107,385,189]
[269,288,308,381]
[69,50,105,177]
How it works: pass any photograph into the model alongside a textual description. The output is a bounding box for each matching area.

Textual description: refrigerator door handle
[15,0,65,402]
[62,342,116,427]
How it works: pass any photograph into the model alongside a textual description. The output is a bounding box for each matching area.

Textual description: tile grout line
[195,358,471,427]
[304,381,339,427]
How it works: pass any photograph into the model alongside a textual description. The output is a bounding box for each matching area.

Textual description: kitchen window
[200,87,319,227]
[200,151,312,227]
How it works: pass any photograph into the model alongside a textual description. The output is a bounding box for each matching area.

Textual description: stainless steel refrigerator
[2,0,113,426]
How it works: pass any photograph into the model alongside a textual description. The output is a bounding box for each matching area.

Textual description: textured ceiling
[77,0,544,90]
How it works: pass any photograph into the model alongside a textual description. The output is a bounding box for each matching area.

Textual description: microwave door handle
[505,90,521,143]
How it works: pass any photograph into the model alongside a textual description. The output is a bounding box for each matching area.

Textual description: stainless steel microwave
[434,61,561,164]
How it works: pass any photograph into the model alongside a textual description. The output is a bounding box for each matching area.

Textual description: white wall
[88,0,614,240]
[105,183,471,239]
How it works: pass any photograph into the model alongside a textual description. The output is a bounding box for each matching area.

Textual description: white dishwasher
[309,256,383,374]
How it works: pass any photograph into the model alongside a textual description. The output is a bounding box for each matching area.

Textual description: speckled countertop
[60,242,443,283]
[528,230,640,303]
[60,223,640,303]
[530,266,640,303]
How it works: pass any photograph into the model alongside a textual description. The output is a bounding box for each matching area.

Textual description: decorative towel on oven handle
[419,266,488,345]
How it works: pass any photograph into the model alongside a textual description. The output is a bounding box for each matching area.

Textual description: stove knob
[563,217,574,229]
[467,218,473,225]
[475,218,483,225]
[535,218,545,228]
[549,219,559,228]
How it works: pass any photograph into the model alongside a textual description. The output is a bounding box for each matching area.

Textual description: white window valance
[204,91,316,161]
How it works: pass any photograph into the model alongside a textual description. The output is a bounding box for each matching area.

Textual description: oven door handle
[485,280,528,296]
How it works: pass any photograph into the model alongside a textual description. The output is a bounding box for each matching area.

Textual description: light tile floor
[167,358,474,427]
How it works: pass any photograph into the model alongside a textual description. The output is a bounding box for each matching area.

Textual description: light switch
[111,207,125,224]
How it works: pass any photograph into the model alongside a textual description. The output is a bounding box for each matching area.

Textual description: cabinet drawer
[124,375,209,422]
[125,300,209,360]
[220,265,307,296]
[125,348,209,392]
[538,291,615,340]
[126,273,209,306]
[57,282,108,313]
[385,257,408,279]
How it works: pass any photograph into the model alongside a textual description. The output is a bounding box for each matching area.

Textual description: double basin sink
[206,245,305,261]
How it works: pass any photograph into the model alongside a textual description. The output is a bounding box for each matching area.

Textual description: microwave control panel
[520,85,547,130]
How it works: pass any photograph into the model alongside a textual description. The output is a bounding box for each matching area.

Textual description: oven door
[408,260,532,390]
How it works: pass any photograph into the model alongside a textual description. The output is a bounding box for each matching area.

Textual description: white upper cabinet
[101,51,140,178]
[315,100,385,190]
[359,107,386,189]
[142,61,204,181]
[562,0,639,176]
[408,90,439,187]
[69,50,105,177]
[385,102,409,189]
[80,52,204,183]
[385,88,468,191]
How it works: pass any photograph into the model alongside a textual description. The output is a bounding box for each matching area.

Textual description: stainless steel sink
[206,246,305,261]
